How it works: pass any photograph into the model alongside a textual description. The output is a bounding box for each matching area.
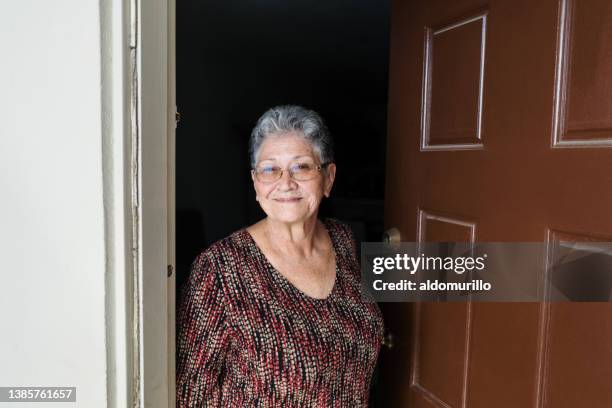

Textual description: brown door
[382,0,612,407]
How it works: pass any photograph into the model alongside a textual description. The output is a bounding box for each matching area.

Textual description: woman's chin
[266,209,316,224]
[270,215,307,224]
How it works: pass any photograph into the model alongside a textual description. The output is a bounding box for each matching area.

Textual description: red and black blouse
[176,218,384,407]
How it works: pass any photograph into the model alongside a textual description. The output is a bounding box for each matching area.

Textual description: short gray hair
[249,105,334,168]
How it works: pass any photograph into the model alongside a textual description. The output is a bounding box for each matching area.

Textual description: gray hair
[249,105,334,168]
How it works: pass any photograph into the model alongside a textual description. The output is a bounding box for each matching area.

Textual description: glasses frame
[252,161,332,184]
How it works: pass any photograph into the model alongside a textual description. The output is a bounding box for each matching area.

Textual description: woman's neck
[262,216,322,257]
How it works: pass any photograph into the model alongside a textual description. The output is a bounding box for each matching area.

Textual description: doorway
[175,1,391,406]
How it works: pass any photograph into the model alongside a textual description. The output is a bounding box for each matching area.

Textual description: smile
[273,197,302,202]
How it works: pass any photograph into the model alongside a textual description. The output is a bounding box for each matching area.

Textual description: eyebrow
[258,155,315,162]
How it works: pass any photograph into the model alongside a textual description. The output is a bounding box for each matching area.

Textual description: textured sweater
[176,218,384,407]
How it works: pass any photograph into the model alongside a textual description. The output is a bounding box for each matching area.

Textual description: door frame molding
[101,0,175,406]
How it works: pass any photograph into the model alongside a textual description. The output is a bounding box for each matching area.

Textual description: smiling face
[251,132,336,225]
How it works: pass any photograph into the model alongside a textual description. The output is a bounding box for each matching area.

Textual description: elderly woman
[176,105,384,407]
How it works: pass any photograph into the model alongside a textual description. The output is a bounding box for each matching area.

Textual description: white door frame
[166,0,177,405]
[101,0,175,406]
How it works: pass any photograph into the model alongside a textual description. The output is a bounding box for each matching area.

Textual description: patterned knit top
[176,218,384,407]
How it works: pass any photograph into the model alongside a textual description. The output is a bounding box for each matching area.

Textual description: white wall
[0,0,108,406]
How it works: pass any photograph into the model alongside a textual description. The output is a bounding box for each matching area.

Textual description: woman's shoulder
[190,228,254,274]
[182,228,263,315]
[322,217,359,254]
[323,217,355,240]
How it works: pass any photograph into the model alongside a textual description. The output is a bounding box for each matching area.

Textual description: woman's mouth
[273,197,302,203]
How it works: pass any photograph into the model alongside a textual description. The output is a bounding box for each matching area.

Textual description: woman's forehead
[258,133,316,160]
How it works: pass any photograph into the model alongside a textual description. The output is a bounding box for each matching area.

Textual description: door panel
[467,303,540,408]
[425,12,485,148]
[413,212,474,407]
[556,0,612,145]
[413,302,471,408]
[384,0,612,406]
[545,304,612,408]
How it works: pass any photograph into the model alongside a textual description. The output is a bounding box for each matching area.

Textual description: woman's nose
[277,169,297,190]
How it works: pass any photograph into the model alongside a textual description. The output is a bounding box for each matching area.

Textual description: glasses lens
[291,162,318,181]
[256,165,281,183]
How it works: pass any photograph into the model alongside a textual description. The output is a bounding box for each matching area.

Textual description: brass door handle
[382,227,401,243]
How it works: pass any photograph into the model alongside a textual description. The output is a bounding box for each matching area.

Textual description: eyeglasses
[253,161,331,184]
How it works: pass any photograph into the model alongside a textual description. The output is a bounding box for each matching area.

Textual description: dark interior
[176,0,391,292]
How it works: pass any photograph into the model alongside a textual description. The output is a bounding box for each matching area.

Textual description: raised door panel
[424,13,486,149]
[466,303,541,408]
[543,231,612,408]
[411,212,475,408]
[554,0,612,145]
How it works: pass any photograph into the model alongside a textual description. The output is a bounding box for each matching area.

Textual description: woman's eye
[292,163,314,172]
[260,166,279,174]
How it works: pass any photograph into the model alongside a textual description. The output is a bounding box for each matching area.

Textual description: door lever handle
[382,227,401,244]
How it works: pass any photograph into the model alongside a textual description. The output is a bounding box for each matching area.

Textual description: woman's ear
[251,170,260,201]
[323,163,336,197]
